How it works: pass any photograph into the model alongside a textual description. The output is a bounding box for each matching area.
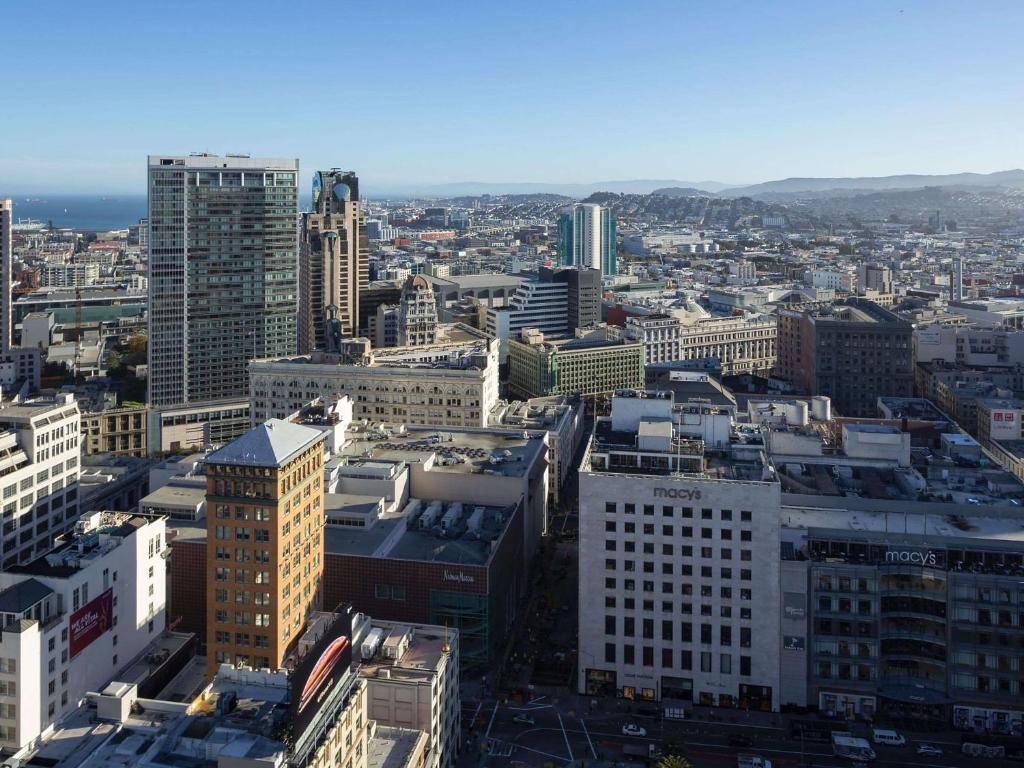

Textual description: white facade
[1,200,11,352]
[577,394,782,709]
[485,280,568,361]
[623,314,777,375]
[805,270,851,292]
[250,338,499,429]
[39,263,100,289]
[356,619,460,768]
[0,512,167,751]
[0,395,82,568]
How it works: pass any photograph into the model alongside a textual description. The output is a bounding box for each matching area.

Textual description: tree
[657,753,693,768]
[105,351,121,372]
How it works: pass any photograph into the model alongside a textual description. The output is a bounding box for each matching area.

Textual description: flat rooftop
[139,482,207,510]
[340,427,544,479]
[326,499,515,566]
[368,727,426,768]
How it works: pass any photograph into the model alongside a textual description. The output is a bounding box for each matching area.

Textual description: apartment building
[622,313,777,376]
[1,199,11,351]
[204,419,327,679]
[249,331,499,429]
[146,154,299,409]
[0,512,167,751]
[578,390,781,709]
[38,263,100,289]
[0,395,82,568]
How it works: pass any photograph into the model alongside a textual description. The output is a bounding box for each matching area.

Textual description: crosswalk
[487,738,515,757]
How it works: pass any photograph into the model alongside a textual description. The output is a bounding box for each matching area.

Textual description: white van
[872,728,906,746]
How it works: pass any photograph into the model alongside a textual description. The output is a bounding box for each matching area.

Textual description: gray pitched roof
[0,578,53,614]
[206,419,325,468]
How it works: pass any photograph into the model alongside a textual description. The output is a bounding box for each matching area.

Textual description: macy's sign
[884,549,939,566]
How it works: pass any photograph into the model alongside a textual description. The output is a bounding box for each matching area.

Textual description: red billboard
[69,588,113,658]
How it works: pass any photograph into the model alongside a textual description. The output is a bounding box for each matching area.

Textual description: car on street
[916,743,943,756]
[512,714,535,725]
[728,734,754,748]
[622,724,647,737]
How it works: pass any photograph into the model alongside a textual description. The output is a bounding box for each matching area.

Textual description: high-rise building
[146,155,299,408]
[557,203,617,276]
[204,419,327,679]
[578,390,782,707]
[298,169,368,353]
[1,198,12,351]
[540,265,601,331]
[397,274,438,346]
[776,299,913,417]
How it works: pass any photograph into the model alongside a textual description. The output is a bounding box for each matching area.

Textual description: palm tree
[656,753,692,768]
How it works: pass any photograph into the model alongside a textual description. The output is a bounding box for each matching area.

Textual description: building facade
[623,314,777,376]
[146,154,299,408]
[299,169,368,352]
[485,279,568,361]
[358,619,460,768]
[785,512,1024,732]
[776,299,913,417]
[80,404,148,457]
[578,391,782,708]
[204,420,327,678]
[0,512,167,752]
[1,199,11,351]
[558,203,617,276]
[249,335,499,429]
[507,330,645,399]
[0,395,81,568]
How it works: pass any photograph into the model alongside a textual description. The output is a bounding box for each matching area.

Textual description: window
[700,651,712,673]
[605,643,616,663]
[624,645,635,664]
[605,615,616,635]
[720,653,732,674]
[740,656,751,676]
[701,624,712,644]
[741,511,751,522]
[605,502,616,514]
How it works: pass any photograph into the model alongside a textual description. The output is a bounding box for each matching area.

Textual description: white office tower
[485,279,568,361]
[0,512,167,752]
[0,395,82,568]
[577,390,782,709]
[1,199,11,351]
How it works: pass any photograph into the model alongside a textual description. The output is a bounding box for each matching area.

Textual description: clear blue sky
[2,0,1022,193]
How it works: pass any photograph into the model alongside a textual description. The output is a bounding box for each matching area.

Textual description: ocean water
[3,192,315,231]
[3,195,147,231]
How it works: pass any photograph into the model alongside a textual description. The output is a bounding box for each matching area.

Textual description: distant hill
[652,186,718,198]
[719,169,1024,198]
[370,178,735,198]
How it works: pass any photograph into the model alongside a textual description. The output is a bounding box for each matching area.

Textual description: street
[464,697,1013,768]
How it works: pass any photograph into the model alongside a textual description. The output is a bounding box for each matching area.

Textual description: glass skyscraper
[147,154,299,407]
[557,203,617,276]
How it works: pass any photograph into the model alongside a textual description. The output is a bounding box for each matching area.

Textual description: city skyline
[3,0,1023,193]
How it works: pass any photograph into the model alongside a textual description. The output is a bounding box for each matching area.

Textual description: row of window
[606,503,752,521]
[603,643,754,675]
